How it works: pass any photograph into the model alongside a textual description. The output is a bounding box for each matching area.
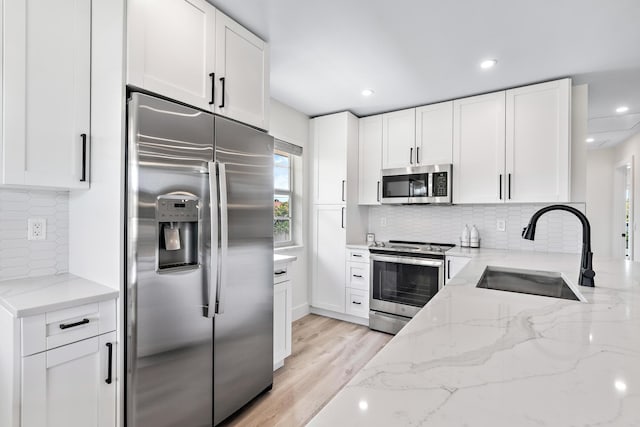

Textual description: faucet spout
[522,204,595,287]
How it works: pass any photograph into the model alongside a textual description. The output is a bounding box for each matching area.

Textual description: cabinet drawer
[345,288,369,318]
[346,262,369,291]
[346,249,369,263]
[274,266,289,284]
[22,299,116,356]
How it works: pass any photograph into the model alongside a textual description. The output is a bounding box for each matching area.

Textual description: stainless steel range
[369,240,455,334]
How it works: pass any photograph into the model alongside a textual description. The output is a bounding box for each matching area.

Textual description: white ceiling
[208,0,640,145]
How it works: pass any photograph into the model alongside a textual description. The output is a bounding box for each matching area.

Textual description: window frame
[274,150,293,247]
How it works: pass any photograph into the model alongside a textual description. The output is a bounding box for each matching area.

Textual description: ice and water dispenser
[156,194,200,272]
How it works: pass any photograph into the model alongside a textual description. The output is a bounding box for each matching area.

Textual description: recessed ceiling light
[361,89,374,97]
[480,59,497,69]
[586,137,595,143]
[616,106,629,113]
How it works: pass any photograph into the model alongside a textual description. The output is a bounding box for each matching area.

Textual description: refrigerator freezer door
[126,93,215,427]
[213,117,274,425]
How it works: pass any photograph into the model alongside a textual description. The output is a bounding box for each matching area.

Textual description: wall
[586,148,615,260]
[612,131,640,258]
[270,99,311,320]
[571,84,588,202]
[368,203,586,254]
[0,189,68,281]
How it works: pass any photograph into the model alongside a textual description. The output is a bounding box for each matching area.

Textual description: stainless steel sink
[476,266,580,301]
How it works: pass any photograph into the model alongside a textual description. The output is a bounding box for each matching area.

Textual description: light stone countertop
[309,249,640,426]
[0,273,119,318]
[346,243,371,250]
[274,253,297,267]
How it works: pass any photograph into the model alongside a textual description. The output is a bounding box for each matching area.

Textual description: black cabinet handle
[105,342,113,384]
[274,270,286,276]
[341,207,345,229]
[447,260,451,280]
[219,77,226,108]
[353,274,363,278]
[59,318,89,330]
[416,146,420,164]
[498,174,502,200]
[377,181,381,202]
[410,147,414,164]
[208,73,215,105]
[352,254,363,258]
[352,301,362,305]
[80,134,87,182]
[341,180,346,202]
[508,173,512,200]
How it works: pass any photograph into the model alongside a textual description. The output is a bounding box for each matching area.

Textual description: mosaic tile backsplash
[0,189,69,281]
[368,203,586,254]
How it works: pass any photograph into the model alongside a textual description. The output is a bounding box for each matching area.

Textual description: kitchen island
[309,249,640,426]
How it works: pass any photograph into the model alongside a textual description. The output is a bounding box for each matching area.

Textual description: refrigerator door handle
[216,162,229,314]
[207,161,219,318]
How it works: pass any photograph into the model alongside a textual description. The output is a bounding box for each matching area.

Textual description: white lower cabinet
[445,255,471,284]
[22,332,116,427]
[273,267,292,370]
[345,288,369,318]
[344,248,370,320]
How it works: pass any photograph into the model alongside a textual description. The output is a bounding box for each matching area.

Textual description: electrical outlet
[28,218,47,241]
[380,217,387,227]
[496,219,506,232]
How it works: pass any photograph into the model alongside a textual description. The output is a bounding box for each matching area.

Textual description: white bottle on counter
[470,225,480,248]
[461,224,470,247]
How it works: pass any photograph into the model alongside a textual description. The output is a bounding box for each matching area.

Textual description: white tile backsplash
[0,189,68,281]
[368,203,586,254]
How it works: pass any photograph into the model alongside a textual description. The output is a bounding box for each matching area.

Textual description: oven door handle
[370,254,444,268]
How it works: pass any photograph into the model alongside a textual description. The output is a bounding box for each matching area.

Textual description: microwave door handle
[217,162,229,314]
[206,162,219,318]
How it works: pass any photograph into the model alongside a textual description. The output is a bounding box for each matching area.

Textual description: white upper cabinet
[215,10,269,130]
[127,0,269,129]
[505,79,571,203]
[415,101,453,165]
[127,0,216,112]
[2,0,91,189]
[453,92,506,204]
[382,108,416,169]
[358,115,383,205]
[312,113,353,204]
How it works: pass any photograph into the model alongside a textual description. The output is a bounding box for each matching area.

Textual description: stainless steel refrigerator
[125,92,274,427]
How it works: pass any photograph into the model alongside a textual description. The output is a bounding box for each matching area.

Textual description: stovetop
[369,240,455,256]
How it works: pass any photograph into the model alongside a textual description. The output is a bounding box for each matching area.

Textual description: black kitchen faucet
[522,204,595,287]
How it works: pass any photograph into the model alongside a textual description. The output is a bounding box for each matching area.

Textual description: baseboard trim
[292,303,310,321]
[310,307,369,326]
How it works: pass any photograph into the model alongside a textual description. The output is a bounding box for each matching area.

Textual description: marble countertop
[274,253,297,267]
[0,273,119,318]
[346,243,371,250]
[309,249,640,426]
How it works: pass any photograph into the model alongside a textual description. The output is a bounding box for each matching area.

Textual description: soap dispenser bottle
[470,225,480,248]
[461,225,470,248]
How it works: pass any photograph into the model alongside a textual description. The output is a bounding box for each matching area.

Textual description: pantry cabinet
[505,79,571,203]
[127,0,270,130]
[382,108,417,169]
[1,0,91,189]
[358,115,383,205]
[452,92,506,204]
[415,101,454,165]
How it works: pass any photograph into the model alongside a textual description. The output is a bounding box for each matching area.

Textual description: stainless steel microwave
[380,164,452,204]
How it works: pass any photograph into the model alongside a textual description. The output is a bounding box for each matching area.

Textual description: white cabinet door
[445,255,471,284]
[22,332,116,427]
[2,0,91,189]
[358,115,383,205]
[273,280,292,369]
[506,79,571,203]
[215,11,269,130]
[416,101,453,165]
[382,108,416,169]
[127,0,216,111]
[312,205,346,313]
[452,92,506,204]
[312,113,349,205]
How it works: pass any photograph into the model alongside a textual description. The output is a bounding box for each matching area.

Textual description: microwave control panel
[432,172,449,197]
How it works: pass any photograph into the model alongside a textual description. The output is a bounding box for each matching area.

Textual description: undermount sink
[476,266,580,301]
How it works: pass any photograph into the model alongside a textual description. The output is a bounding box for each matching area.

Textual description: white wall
[571,84,588,202]
[270,99,311,320]
[586,148,615,260]
[612,132,640,258]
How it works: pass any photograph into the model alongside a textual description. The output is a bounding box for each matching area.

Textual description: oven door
[370,254,444,318]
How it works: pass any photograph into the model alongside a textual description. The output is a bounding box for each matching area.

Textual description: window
[274,150,292,245]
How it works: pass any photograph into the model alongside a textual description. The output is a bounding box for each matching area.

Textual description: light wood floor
[220,314,392,427]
